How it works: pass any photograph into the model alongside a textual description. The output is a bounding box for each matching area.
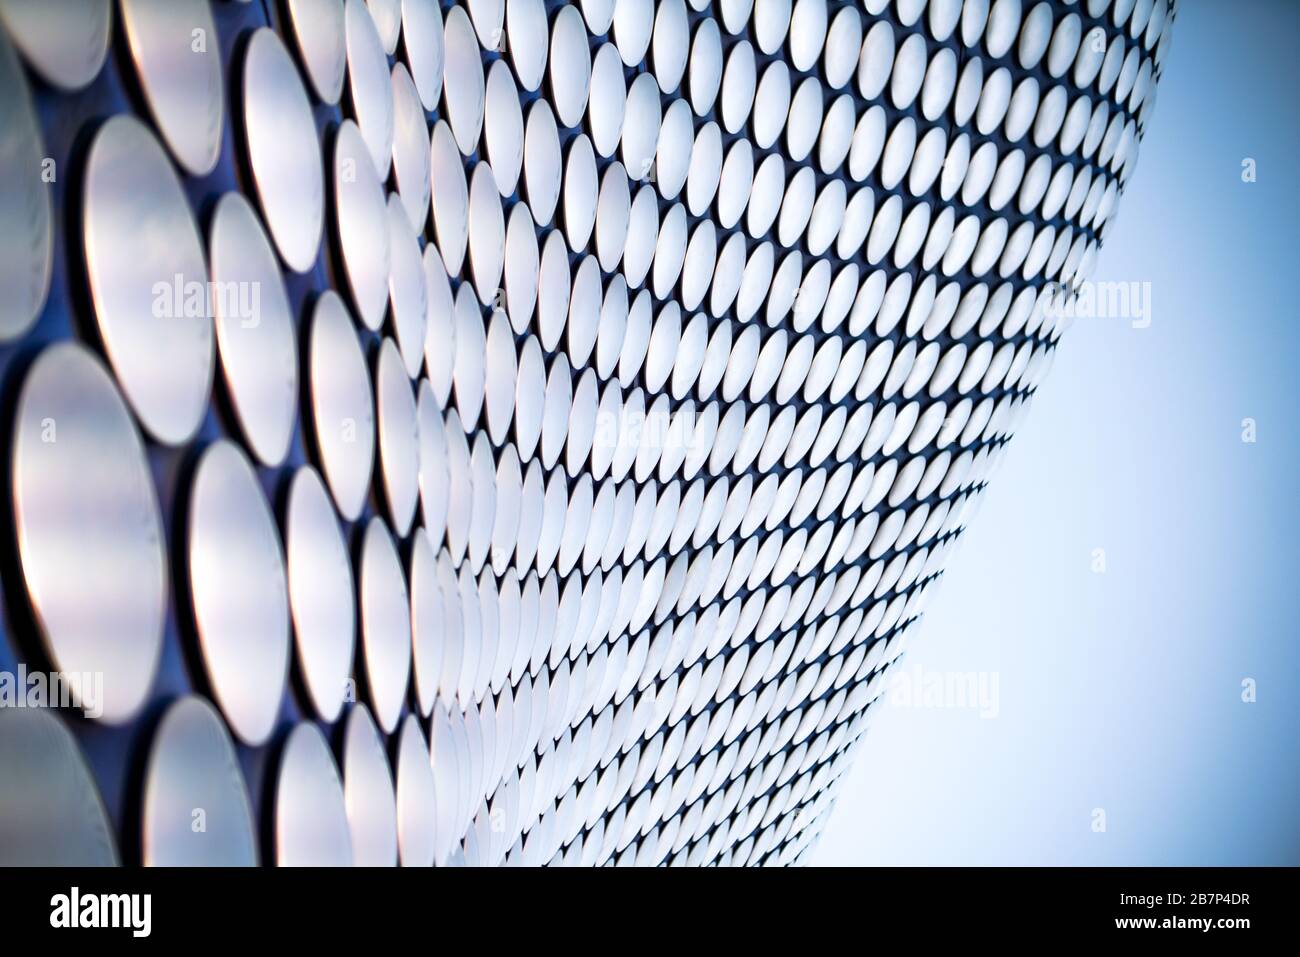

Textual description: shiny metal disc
[484,306,518,445]
[0,0,111,92]
[12,342,166,724]
[623,185,659,289]
[142,695,258,866]
[652,0,690,94]
[416,379,450,539]
[613,0,653,66]
[243,27,324,274]
[595,162,631,273]
[275,721,353,866]
[443,4,486,155]
[646,302,683,392]
[308,290,375,520]
[536,229,571,351]
[452,283,487,428]
[466,0,505,50]
[622,72,661,181]
[0,707,117,866]
[686,121,722,216]
[188,440,290,746]
[492,447,523,575]
[345,0,395,177]
[676,221,717,310]
[376,336,420,535]
[119,0,223,176]
[359,517,412,734]
[720,39,756,134]
[753,61,791,150]
[209,192,298,467]
[504,202,539,333]
[434,549,465,700]
[423,245,457,402]
[596,276,628,379]
[524,99,562,226]
[342,703,399,866]
[468,162,505,304]
[484,59,525,195]
[566,371,599,476]
[430,120,470,273]
[396,713,437,866]
[390,62,432,236]
[540,354,571,473]
[506,0,548,91]
[334,119,391,331]
[689,16,723,115]
[549,4,592,128]
[82,115,214,447]
[428,703,460,863]
[588,42,626,158]
[0,25,52,342]
[408,526,444,714]
[581,0,616,33]
[568,255,602,367]
[656,98,694,200]
[823,4,860,89]
[786,76,824,162]
[788,0,826,72]
[652,205,688,300]
[468,432,498,572]
[386,194,429,378]
[367,0,402,53]
[753,0,791,53]
[402,0,445,109]
[564,134,599,252]
[285,466,356,722]
[286,0,346,105]
[514,336,546,458]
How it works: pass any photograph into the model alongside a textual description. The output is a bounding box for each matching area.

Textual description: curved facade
[0,0,1174,866]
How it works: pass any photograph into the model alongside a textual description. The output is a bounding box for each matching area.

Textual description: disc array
[0,0,1173,866]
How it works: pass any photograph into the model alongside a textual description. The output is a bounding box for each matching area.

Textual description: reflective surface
[309,291,376,520]
[0,708,117,866]
[0,23,50,342]
[359,517,412,733]
[345,0,395,177]
[242,27,324,274]
[209,192,298,467]
[188,441,289,747]
[334,119,392,331]
[376,336,420,534]
[143,696,258,866]
[286,0,346,104]
[285,467,356,723]
[82,115,214,447]
[0,0,110,91]
[0,0,1174,868]
[276,722,353,866]
[343,704,399,866]
[12,343,166,725]
[443,5,485,155]
[119,0,223,176]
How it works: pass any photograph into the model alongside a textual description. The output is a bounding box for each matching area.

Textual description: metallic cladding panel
[0,0,1173,866]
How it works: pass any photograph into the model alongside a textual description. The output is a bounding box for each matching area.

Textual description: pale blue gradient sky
[814,0,1300,866]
